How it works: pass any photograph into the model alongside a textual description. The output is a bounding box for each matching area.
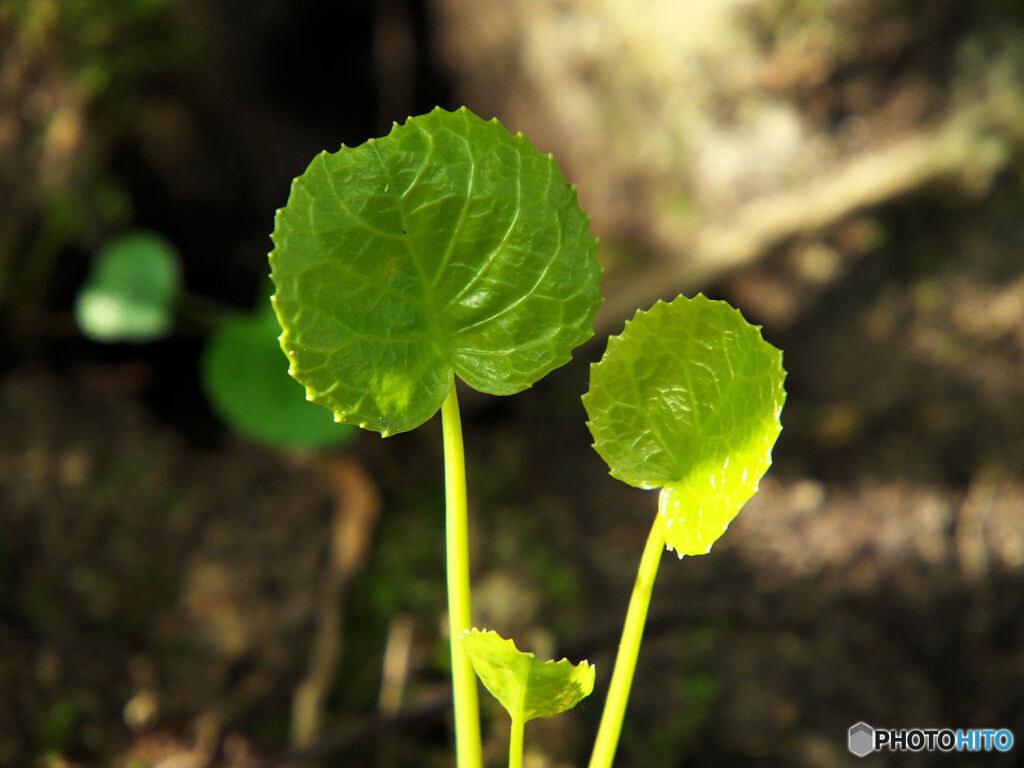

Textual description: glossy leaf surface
[75,230,180,343]
[463,629,595,722]
[201,305,357,449]
[583,294,785,556]
[270,107,602,436]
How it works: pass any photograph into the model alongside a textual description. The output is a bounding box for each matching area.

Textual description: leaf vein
[400,121,435,199]
[321,167,403,241]
[432,131,477,285]
[444,144,523,309]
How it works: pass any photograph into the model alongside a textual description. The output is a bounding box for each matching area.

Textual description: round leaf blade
[583,294,785,556]
[270,107,602,436]
[75,230,180,343]
[463,629,595,723]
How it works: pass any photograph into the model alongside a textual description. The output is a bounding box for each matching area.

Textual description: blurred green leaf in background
[201,304,358,450]
[74,230,180,343]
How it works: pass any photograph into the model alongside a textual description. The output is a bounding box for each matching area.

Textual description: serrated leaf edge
[582,292,785,488]
[463,628,594,672]
[270,106,603,436]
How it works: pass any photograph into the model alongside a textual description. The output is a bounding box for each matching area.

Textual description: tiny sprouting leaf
[201,304,358,449]
[583,294,785,556]
[463,629,595,722]
[270,106,602,436]
[75,230,180,343]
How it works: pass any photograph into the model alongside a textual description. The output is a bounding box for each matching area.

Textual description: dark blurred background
[2,0,1024,766]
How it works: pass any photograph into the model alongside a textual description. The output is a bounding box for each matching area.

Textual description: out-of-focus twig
[598,95,1024,332]
[378,613,415,715]
[376,613,415,768]
[291,457,380,750]
[257,686,451,768]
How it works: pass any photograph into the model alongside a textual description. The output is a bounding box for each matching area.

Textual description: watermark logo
[848,723,1014,757]
[848,722,874,757]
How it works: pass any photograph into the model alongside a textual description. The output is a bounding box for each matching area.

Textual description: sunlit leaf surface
[463,629,595,722]
[270,107,602,436]
[583,294,785,556]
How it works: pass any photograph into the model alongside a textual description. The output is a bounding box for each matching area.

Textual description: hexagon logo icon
[848,722,875,757]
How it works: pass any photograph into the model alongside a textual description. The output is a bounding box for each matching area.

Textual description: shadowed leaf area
[201,303,358,449]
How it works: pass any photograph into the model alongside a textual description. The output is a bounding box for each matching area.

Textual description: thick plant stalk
[588,513,666,768]
[441,385,482,768]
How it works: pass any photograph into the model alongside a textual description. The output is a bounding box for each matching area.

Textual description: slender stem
[173,290,246,337]
[508,717,525,768]
[441,385,482,768]
[588,512,666,768]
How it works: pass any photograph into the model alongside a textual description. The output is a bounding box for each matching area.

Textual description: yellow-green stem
[441,385,482,768]
[509,717,525,768]
[588,512,666,768]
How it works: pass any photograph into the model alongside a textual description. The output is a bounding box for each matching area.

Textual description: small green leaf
[201,304,357,449]
[463,629,595,722]
[75,230,181,342]
[270,106,602,436]
[583,294,785,556]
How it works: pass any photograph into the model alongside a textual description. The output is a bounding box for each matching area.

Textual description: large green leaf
[201,304,357,450]
[270,107,602,436]
[583,294,785,556]
[463,629,595,723]
[75,230,180,343]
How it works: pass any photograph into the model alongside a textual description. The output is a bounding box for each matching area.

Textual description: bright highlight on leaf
[75,230,180,343]
[270,106,602,436]
[201,304,358,449]
[583,294,785,556]
[463,629,595,723]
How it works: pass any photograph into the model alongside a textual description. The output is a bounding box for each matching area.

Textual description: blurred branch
[291,458,380,751]
[598,88,1024,332]
[256,685,450,768]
